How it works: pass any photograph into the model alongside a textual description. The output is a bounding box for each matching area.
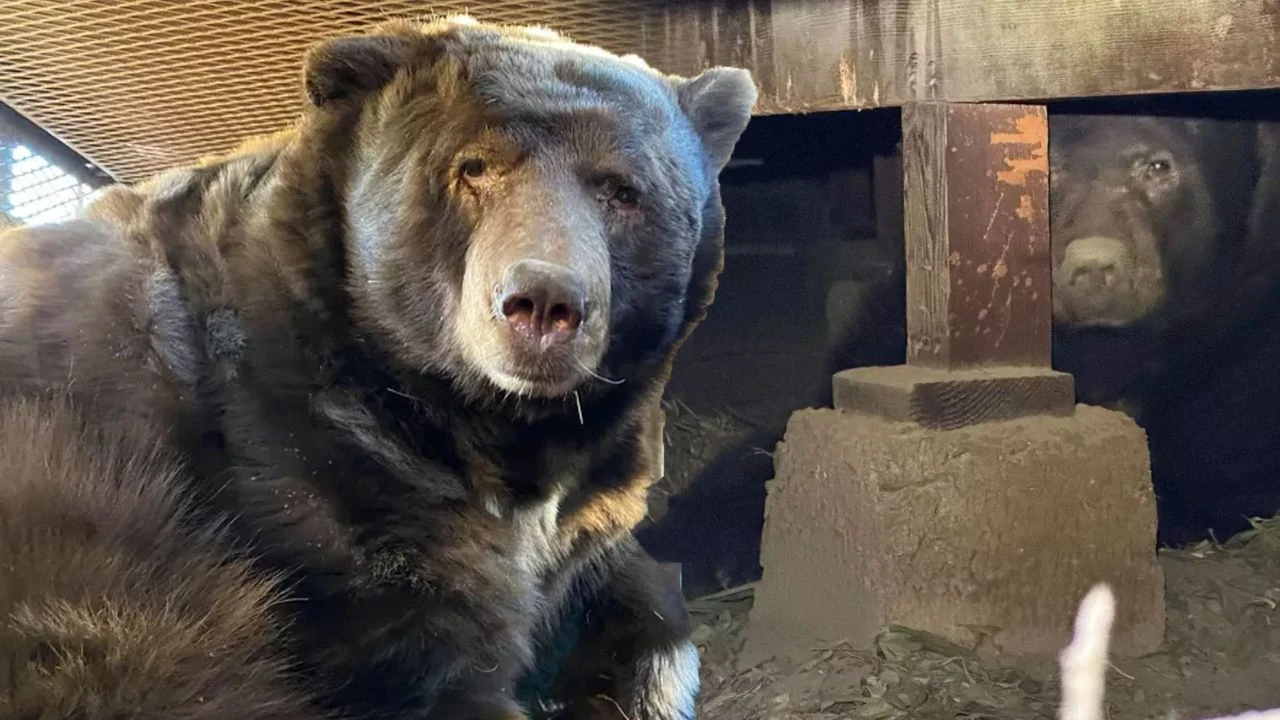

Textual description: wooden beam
[635,0,1280,113]
[901,101,1051,370]
[832,365,1073,431]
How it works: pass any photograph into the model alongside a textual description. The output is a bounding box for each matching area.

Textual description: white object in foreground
[1059,583,1280,720]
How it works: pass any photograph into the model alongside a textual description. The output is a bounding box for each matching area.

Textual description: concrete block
[742,404,1164,665]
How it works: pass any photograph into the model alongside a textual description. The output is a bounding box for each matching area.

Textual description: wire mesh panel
[0,0,662,185]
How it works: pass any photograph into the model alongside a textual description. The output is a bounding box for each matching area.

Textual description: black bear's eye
[460,158,487,179]
[1145,158,1170,176]
[611,184,640,208]
[1139,154,1174,182]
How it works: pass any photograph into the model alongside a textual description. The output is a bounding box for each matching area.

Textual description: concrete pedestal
[742,368,1165,664]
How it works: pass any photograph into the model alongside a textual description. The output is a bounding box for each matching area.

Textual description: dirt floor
[684,517,1280,720]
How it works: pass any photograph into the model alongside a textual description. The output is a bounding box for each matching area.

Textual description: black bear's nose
[498,259,586,349]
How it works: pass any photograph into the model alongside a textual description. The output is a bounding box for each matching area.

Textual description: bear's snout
[496,259,587,353]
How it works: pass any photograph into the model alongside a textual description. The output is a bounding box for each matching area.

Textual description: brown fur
[0,395,327,719]
[0,15,755,719]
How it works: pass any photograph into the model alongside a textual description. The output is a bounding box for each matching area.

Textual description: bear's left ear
[303,34,416,107]
[677,67,758,172]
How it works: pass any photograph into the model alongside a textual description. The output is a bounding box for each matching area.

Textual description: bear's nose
[498,260,586,349]
[1056,236,1132,292]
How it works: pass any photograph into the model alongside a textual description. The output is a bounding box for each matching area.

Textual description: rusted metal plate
[902,101,1051,370]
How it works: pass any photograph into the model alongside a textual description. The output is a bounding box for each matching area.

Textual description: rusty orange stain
[992,258,1009,279]
[991,114,1048,188]
[1014,193,1040,224]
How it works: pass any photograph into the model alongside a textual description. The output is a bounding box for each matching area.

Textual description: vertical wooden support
[903,102,1052,369]
[832,102,1072,429]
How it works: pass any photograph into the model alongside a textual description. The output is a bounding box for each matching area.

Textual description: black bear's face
[316,18,757,403]
[1050,114,1234,329]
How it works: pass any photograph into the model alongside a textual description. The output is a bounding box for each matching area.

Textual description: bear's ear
[677,67,758,172]
[302,34,416,107]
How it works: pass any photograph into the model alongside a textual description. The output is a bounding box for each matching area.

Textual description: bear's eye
[1140,154,1174,182]
[610,184,641,209]
[460,158,488,180]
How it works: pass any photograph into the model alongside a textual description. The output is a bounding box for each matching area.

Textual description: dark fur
[0,395,328,719]
[0,16,755,719]
[1052,114,1280,544]
[634,426,776,599]
[1049,115,1258,331]
[1048,114,1263,404]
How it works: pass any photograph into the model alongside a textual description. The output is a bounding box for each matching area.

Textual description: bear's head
[300,16,756,407]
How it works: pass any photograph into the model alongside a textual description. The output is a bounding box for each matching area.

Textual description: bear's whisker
[576,358,624,386]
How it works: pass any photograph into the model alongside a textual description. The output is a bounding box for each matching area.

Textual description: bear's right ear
[302,34,415,107]
[677,67,758,173]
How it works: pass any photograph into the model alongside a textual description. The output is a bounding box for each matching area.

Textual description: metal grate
[0,1,661,185]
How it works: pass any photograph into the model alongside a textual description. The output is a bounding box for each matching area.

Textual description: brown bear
[0,14,756,720]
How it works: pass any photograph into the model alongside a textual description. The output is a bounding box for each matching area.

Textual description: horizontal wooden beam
[633,0,1280,114]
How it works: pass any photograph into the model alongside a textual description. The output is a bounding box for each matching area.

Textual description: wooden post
[903,103,1052,369]
[832,102,1074,429]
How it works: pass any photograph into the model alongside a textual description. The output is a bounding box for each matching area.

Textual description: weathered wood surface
[900,101,1051,370]
[832,365,1074,431]
[634,0,1280,113]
